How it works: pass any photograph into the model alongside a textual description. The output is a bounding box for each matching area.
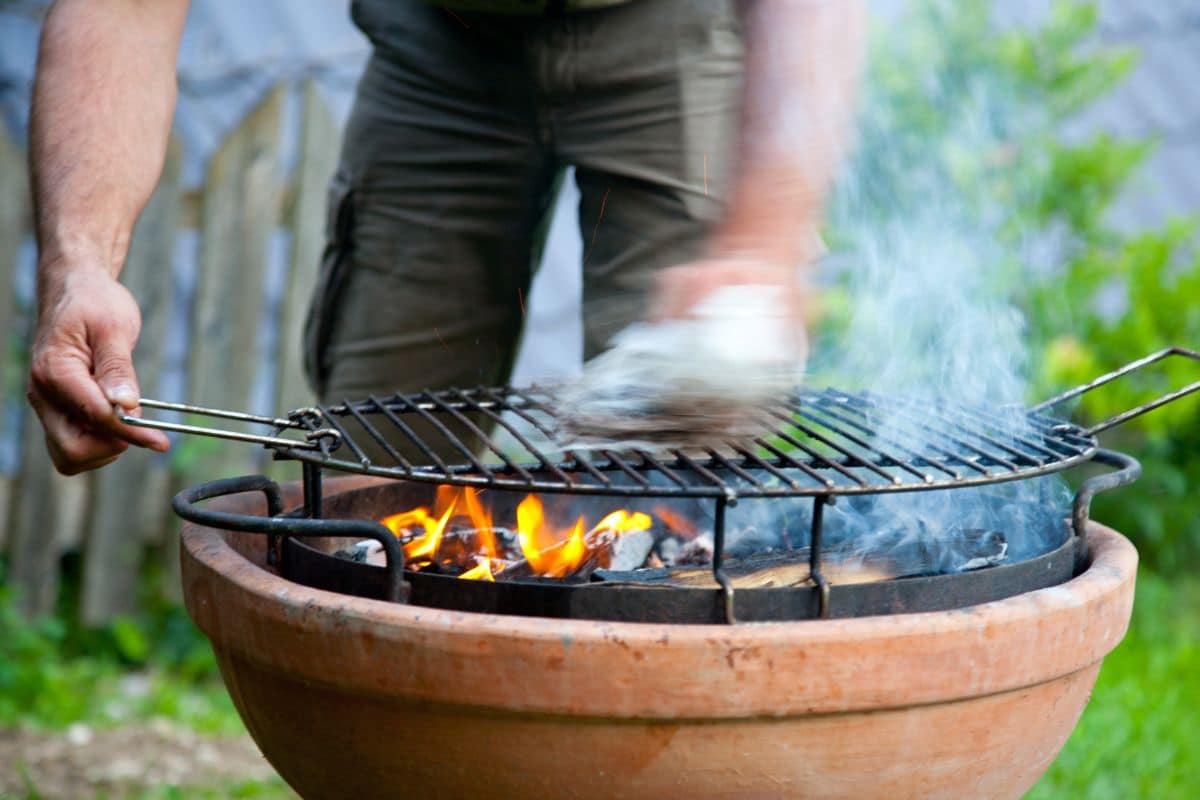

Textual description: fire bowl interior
[182,477,1137,800]
[281,476,1079,623]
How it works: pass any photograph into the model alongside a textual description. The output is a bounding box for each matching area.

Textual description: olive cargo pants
[303,0,744,459]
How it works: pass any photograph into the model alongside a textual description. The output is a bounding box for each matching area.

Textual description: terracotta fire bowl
[181,479,1137,800]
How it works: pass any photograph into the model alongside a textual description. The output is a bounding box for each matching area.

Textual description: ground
[0,721,294,800]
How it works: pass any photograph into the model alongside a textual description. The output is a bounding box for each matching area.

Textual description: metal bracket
[1070,448,1142,565]
[172,474,408,603]
[118,399,342,452]
[711,488,738,624]
[810,495,833,618]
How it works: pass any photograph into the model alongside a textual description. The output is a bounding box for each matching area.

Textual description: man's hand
[27,0,188,473]
[28,266,169,474]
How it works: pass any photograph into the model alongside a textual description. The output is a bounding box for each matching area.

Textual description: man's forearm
[31,0,189,290]
[712,0,866,265]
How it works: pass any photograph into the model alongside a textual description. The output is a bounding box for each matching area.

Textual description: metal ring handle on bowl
[1071,448,1141,565]
[172,474,409,603]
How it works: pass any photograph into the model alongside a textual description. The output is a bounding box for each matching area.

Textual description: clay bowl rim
[182,482,1138,719]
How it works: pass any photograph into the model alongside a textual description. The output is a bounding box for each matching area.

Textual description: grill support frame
[154,348,1194,623]
[171,449,1142,623]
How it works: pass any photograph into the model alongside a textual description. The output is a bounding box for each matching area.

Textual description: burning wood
[353,485,1010,587]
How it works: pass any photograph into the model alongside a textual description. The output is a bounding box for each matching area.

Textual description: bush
[822,0,1199,571]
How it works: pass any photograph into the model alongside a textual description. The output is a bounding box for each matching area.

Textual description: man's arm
[653,0,865,320]
[28,0,189,474]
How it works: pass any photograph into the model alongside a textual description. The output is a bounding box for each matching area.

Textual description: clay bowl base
[182,478,1137,800]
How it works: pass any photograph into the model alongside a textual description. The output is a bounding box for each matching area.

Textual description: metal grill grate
[268,386,1099,500]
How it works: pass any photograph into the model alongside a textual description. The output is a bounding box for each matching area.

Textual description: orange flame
[459,558,495,582]
[381,487,663,579]
[381,498,457,563]
[653,504,697,539]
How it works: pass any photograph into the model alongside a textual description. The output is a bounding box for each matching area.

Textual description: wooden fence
[0,80,339,623]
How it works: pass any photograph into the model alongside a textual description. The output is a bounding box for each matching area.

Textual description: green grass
[1029,570,1200,799]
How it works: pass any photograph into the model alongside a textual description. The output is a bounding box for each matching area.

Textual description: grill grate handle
[117,399,342,451]
[1031,347,1200,436]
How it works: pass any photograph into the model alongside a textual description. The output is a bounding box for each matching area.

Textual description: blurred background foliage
[822,0,1200,573]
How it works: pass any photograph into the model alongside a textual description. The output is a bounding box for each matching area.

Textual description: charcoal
[608,530,655,571]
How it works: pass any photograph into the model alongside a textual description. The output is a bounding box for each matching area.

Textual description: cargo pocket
[303,176,357,397]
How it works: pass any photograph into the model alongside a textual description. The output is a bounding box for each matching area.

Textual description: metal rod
[117,413,322,450]
[1032,346,1200,418]
[136,398,305,429]
[770,407,901,485]
[856,395,1015,474]
[345,399,415,471]
[370,394,453,475]
[711,492,736,624]
[802,396,963,480]
[787,398,937,484]
[753,437,837,489]
[725,442,805,489]
[456,388,576,486]
[317,403,373,468]
[1071,449,1142,562]
[703,448,765,490]
[633,449,690,488]
[404,391,497,478]
[427,390,536,482]
[810,495,832,618]
[303,461,322,520]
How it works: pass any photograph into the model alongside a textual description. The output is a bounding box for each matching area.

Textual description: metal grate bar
[495,388,560,439]
[879,398,1044,469]
[346,398,415,471]
[259,383,1105,499]
[848,396,1003,477]
[476,387,610,487]
[401,392,496,478]
[801,393,962,479]
[634,449,691,488]
[599,449,652,487]
[755,408,870,487]
[368,395,454,475]
[725,442,805,490]
[319,404,373,467]
[752,437,837,489]
[875,396,1027,473]
[451,388,575,487]
[672,449,736,491]
[421,391,535,482]
[937,402,1075,464]
[787,398,939,484]
[763,405,901,486]
[703,448,766,490]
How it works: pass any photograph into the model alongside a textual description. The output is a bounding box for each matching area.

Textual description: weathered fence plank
[187,85,285,479]
[0,131,74,619]
[81,140,183,625]
[276,80,336,416]
[0,129,27,554]
[7,420,75,617]
[0,130,26,396]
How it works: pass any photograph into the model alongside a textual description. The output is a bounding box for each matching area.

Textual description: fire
[459,558,495,582]
[380,487,656,580]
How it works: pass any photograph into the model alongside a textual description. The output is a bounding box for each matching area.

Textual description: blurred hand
[28,265,169,474]
[650,255,818,358]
